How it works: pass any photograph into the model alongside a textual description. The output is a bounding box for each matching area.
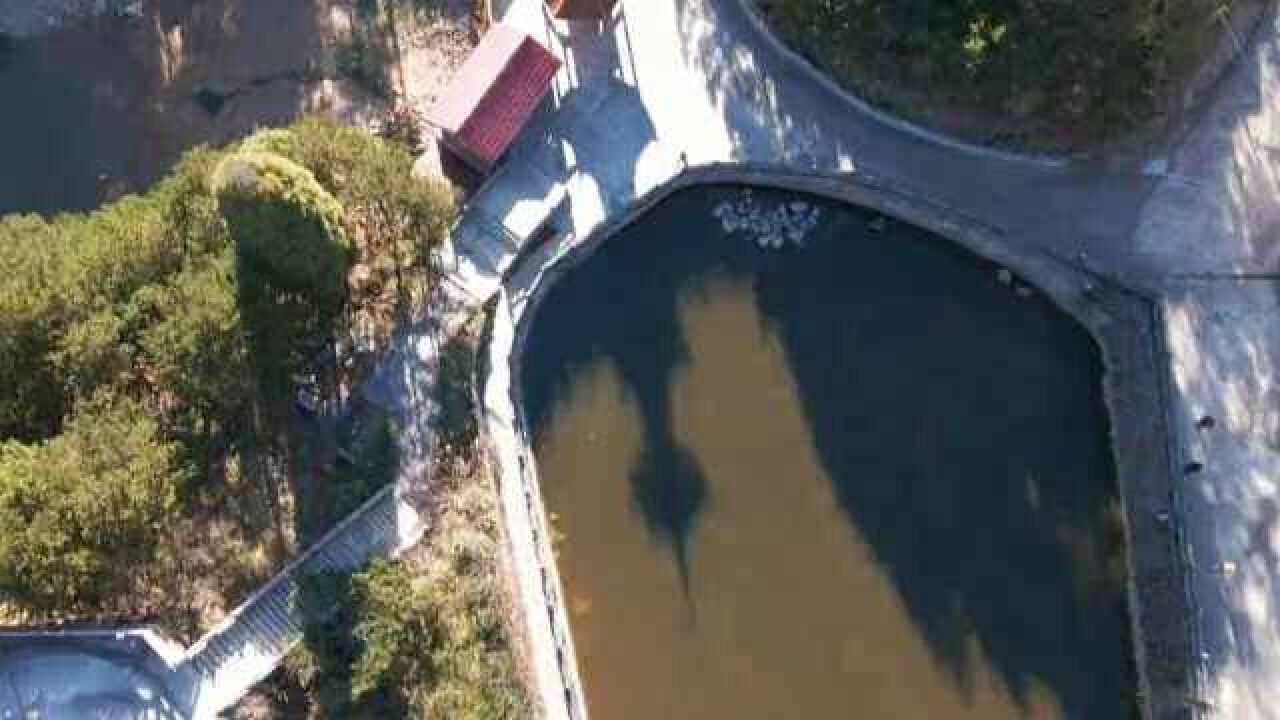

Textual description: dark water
[521,187,1136,720]
[0,28,158,215]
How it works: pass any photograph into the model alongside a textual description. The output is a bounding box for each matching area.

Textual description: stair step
[263,598,292,631]
[178,473,426,716]
[241,612,274,645]
[331,537,360,566]
[206,635,229,666]
[311,546,342,571]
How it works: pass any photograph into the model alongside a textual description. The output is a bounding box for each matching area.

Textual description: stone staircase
[171,479,424,719]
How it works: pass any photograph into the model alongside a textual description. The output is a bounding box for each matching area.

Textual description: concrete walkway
[8,0,1279,717]
[479,1,1280,719]
[0,632,185,719]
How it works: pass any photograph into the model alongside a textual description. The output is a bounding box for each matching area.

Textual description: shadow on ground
[0,0,396,216]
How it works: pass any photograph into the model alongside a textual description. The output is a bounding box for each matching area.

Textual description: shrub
[214,150,351,310]
[762,0,1233,146]
[0,393,184,612]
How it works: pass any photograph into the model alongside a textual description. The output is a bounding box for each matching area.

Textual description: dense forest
[0,117,455,628]
[762,0,1242,147]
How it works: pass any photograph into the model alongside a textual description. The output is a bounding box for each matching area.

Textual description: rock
[791,201,808,213]
[997,268,1013,285]
[1015,285,1033,298]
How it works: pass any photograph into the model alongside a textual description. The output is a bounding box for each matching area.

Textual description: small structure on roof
[546,0,616,19]
[427,25,561,174]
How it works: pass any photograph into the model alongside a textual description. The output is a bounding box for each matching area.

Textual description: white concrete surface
[1164,280,1280,718]
[1,645,182,719]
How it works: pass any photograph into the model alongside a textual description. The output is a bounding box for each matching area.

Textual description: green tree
[764,0,1217,147]
[133,250,253,457]
[214,149,353,411]
[250,116,454,290]
[214,150,351,311]
[0,393,185,612]
[350,559,436,701]
[0,117,459,630]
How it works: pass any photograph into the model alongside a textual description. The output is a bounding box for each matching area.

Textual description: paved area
[7,0,1280,717]
[481,1,1280,719]
[1137,8,1280,277]
[0,634,183,719]
[1143,8,1280,719]
[1163,280,1280,718]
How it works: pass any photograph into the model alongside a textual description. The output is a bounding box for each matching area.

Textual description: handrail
[181,480,398,662]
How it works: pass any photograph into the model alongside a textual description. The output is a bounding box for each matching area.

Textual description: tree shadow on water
[520,185,1136,717]
[749,205,1138,718]
[520,195,735,596]
[524,185,1138,717]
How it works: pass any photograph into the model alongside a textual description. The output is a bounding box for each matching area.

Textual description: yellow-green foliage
[289,475,530,719]
[0,393,184,612]
[0,117,456,618]
[214,150,351,309]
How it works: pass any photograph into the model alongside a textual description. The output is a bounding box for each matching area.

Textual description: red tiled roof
[428,25,561,169]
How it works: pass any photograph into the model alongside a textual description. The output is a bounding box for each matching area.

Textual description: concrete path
[0,633,185,719]
[1136,8,1280,719]
[483,1,1280,719]
[7,0,1279,717]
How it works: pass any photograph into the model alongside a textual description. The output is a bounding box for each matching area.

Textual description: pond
[520,187,1136,719]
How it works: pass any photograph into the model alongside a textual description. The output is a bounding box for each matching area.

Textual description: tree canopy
[0,393,183,612]
[763,0,1236,147]
[0,116,456,621]
[214,150,351,311]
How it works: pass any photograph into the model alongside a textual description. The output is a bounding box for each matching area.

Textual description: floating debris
[713,191,820,251]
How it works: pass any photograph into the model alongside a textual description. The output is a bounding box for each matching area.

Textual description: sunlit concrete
[0,637,183,720]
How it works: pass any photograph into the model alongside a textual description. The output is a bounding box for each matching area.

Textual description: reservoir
[520,186,1136,719]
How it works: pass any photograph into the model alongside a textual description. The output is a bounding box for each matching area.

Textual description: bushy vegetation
[286,476,530,719]
[257,313,527,719]
[0,116,454,629]
[761,0,1241,148]
[0,393,183,613]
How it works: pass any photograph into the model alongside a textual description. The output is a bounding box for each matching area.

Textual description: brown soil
[1,0,475,215]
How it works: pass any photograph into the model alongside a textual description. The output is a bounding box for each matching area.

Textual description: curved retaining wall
[482,163,1195,720]
[733,0,1268,167]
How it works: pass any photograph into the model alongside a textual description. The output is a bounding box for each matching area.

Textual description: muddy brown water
[520,187,1137,720]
